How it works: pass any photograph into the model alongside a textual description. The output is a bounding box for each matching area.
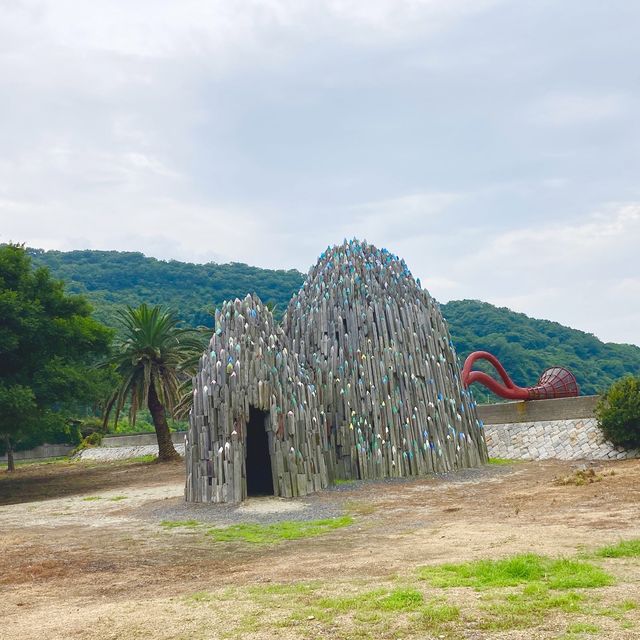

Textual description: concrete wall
[0,432,187,462]
[480,396,639,461]
[0,443,75,463]
[477,396,599,425]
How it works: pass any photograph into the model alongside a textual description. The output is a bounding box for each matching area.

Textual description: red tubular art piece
[462,351,579,401]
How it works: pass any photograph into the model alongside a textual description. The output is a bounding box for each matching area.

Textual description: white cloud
[0,193,267,265]
[342,191,461,242]
[1,0,501,64]
[434,204,640,344]
[476,203,639,268]
[0,0,639,347]
[527,93,629,127]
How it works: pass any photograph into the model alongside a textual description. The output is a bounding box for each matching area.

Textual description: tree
[104,304,205,461]
[0,244,113,471]
[595,376,640,449]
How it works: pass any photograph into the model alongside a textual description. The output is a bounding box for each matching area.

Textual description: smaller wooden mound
[186,295,331,503]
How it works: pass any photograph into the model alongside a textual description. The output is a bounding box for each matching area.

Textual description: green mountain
[28,249,302,328]
[29,248,640,399]
[442,299,639,399]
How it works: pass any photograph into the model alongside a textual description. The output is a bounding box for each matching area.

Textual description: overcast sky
[1,1,638,346]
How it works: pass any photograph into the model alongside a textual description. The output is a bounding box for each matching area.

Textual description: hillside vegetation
[29,249,302,328]
[30,248,640,399]
[443,300,639,399]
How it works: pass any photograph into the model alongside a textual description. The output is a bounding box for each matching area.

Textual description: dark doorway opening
[246,407,274,496]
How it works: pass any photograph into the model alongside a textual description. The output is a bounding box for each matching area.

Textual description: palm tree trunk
[147,384,180,461]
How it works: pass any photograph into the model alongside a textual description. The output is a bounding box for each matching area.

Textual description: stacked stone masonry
[484,418,639,461]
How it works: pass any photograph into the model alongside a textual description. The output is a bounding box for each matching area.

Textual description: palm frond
[103,304,207,426]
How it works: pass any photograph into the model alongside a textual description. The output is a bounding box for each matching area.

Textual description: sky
[1,1,639,346]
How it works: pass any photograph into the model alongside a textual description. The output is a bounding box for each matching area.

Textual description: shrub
[595,376,640,448]
[79,416,108,438]
[72,431,103,454]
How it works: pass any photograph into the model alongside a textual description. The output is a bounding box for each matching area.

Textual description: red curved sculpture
[462,351,579,401]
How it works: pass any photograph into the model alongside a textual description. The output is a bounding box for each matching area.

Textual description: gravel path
[74,444,515,526]
[142,493,347,526]
[138,464,513,526]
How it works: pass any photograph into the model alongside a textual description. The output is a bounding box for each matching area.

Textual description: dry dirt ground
[1,458,639,640]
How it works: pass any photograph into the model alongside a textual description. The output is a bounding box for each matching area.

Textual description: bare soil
[1,458,639,639]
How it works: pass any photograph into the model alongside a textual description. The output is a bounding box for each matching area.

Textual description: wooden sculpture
[185,240,488,503]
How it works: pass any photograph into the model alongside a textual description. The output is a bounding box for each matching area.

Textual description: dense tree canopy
[30,249,302,327]
[28,248,640,402]
[0,245,112,467]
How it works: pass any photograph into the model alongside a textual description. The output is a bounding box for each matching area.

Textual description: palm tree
[104,304,205,461]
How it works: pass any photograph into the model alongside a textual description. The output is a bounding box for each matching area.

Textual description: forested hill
[29,249,303,328]
[442,300,640,399]
[30,248,640,398]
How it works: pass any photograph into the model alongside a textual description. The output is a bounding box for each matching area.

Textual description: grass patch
[129,454,157,464]
[221,611,265,638]
[353,610,382,624]
[317,587,424,614]
[13,456,71,467]
[479,584,584,630]
[294,588,459,636]
[285,606,336,625]
[595,599,636,619]
[109,495,127,501]
[186,591,215,602]
[566,622,600,634]
[82,496,102,501]
[335,478,357,485]
[594,539,640,558]
[187,573,615,638]
[416,600,460,628]
[206,516,353,544]
[546,559,614,590]
[182,548,626,639]
[161,519,201,529]
[418,553,613,590]
[378,588,424,611]
[247,583,318,597]
[488,458,517,465]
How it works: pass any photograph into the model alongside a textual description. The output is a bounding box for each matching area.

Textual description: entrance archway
[245,407,274,496]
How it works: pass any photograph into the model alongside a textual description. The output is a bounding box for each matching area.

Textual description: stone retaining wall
[78,443,185,461]
[479,396,639,461]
